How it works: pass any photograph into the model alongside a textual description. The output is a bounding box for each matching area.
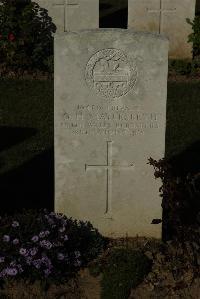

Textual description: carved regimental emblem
[85,48,137,99]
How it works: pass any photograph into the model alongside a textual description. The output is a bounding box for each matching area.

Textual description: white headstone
[128,0,196,59]
[54,29,169,238]
[34,0,99,32]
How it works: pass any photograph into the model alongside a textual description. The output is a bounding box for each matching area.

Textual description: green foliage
[169,59,192,75]
[0,0,56,73]
[43,55,54,74]
[169,58,200,76]
[101,248,152,299]
[0,209,105,288]
[187,16,200,58]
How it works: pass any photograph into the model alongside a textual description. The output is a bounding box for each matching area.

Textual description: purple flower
[57,253,65,261]
[30,247,38,256]
[17,264,24,273]
[13,238,19,245]
[62,219,67,225]
[0,257,5,263]
[3,235,10,242]
[64,235,69,241]
[41,256,52,268]
[5,267,18,276]
[25,257,32,265]
[19,248,27,256]
[44,230,50,236]
[39,240,52,249]
[31,236,39,242]
[39,231,46,238]
[32,259,42,269]
[74,251,81,258]
[10,260,16,267]
[59,227,65,233]
[52,241,62,247]
[47,219,55,225]
[12,221,19,228]
[49,212,55,216]
[0,270,5,278]
[55,214,64,219]
[74,260,81,267]
[44,268,51,277]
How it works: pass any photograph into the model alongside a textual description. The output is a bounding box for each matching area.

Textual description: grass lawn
[0,79,199,211]
[0,79,53,173]
[0,79,54,213]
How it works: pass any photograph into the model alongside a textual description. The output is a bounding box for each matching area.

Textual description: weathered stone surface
[128,0,196,59]
[35,0,99,32]
[54,29,168,238]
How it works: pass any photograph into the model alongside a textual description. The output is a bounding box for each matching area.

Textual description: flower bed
[0,209,106,292]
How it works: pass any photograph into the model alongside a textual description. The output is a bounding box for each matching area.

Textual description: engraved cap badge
[85,48,137,99]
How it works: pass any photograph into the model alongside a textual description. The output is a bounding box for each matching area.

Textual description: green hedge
[0,0,55,73]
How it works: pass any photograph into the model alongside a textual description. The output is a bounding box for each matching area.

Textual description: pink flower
[8,33,15,41]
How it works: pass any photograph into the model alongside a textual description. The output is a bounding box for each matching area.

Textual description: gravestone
[34,0,99,32]
[128,0,196,59]
[54,29,169,238]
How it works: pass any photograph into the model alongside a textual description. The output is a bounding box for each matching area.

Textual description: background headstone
[34,0,99,32]
[54,29,168,238]
[128,0,196,59]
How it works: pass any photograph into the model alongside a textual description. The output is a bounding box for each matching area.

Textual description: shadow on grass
[163,140,200,240]
[0,148,54,216]
[168,140,200,176]
[0,126,37,152]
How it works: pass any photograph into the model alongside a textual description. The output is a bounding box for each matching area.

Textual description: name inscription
[60,104,162,136]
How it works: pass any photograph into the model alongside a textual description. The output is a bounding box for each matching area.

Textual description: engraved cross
[85,141,134,217]
[53,0,80,32]
[147,0,176,33]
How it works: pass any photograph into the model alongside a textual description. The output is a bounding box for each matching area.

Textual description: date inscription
[60,104,162,136]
